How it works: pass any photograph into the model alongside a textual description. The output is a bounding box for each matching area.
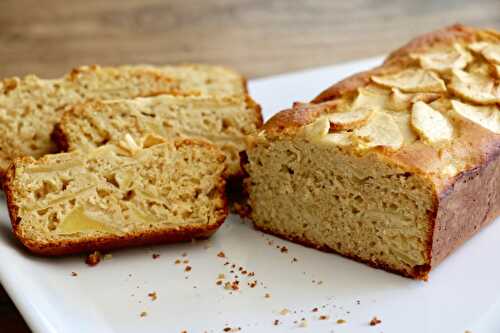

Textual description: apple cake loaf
[53,94,262,178]
[243,24,500,279]
[4,135,228,255]
[0,64,251,177]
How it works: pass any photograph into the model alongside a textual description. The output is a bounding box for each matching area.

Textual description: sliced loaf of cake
[0,64,251,176]
[53,94,262,177]
[4,135,227,255]
[243,24,500,279]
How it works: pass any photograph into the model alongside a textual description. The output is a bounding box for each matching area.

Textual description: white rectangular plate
[1,57,500,333]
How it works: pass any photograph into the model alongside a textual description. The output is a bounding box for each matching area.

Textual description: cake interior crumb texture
[246,140,434,277]
[5,139,227,254]
[56,94,261,177]
[0,64,247,175]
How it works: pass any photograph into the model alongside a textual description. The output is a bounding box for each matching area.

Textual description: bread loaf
[243,24,500,279]
[4,136,227,255]
[53,94,262,178]
[0,64,249,176]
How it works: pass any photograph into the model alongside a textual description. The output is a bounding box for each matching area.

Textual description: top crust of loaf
[257,24,500,192]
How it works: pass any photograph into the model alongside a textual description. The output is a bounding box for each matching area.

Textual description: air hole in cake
[97,189,111,198]
[104,174,119,188]
[140,111,155,118]
[279,165,294,175]
[48,212,59,231]
[123,190,135,201]
[35,181,57,199]
[222,118,231,130]
[61,179,71,191]
[182,211,193,219]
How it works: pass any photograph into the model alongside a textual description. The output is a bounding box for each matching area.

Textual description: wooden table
[0,0,498,331]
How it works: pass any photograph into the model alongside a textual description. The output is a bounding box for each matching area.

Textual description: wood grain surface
[0,0,499,331]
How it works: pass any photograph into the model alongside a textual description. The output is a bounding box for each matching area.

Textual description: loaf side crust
[431,146,500,267]
[4,139,228,256]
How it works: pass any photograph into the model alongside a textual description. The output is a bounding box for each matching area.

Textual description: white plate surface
[1,57,500,333]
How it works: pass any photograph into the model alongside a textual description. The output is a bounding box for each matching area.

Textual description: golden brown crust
[12,219,225,256]
[430,148,500,267]
[4,139,229,256]
[246,94,264,129]
[383,24,478,64]
[312,24,479,104]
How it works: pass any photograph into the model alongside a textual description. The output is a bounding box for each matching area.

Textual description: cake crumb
[292,257,298,262]
[71,272,78,277]
[273,319,280,325]
[185,265,192,272]
[224,281,239,291]
[85,251,102,266]
[175,259,181,264]
[183,259,189,264]
[248,281,257,288]
[216,280,223,286]
[319,315,329,320]
[279,308,290,316]
[218,273,225,279]
[264,293,271,298]
[148,292,157,301]
[312,307,318,312]
[152,253,160,259]
[140,311,147,318]
[369,316,381,326]
[336,319,346,324]
[217,251,226,258]
[280,246,288,253]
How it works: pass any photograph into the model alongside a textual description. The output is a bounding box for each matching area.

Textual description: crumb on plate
[85,251,102,266]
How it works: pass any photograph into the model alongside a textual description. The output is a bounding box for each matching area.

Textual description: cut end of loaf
[0,63,258,176]
[4,138,228,255]
[246,138,436,279]
[55,94,262,178]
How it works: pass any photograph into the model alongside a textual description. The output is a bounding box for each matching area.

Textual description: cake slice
[4,135,227,255]
[53,94,262,178]
[243,24,500,279]
[0,64,249,176]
